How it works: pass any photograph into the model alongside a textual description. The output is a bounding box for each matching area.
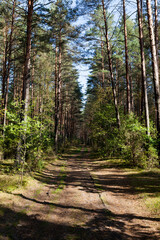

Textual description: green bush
[0,104,53,170]
[86,89,159,168]
[119,114,158,168]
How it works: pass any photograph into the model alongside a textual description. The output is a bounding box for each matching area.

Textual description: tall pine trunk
[101,0,120,128]
[129,64,134,112]
[1,26,8,126]
[146,0,160,152]
[123,0,131,114]
[137,0,150,135]
[154,0,159,65]
[100,30,105,88]
[22,0,34,122]
[17,0,34,163]
[3,0,16,129]
[55,31,62,151]
[54,40,58,150]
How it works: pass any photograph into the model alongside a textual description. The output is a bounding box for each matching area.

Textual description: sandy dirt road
[0,148,159,240]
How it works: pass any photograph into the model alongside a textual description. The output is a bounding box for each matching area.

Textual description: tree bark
[31,53,36,118]
[17,0,34,163]
[54,40,58,150]
[129,64,134,113]
[123,0,131,114]
[137,0,150,135]
[154,0,159,66]
[100,30,105,88]
[55,31,62,151]
[146,0,160,149]
[3,0,16,129]
[1,25,8,125]
[101,0,120,128]
[22,0,34,122]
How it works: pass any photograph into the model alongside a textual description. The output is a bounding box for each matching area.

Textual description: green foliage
[0,103,53,170]
[85,89,159,168]
[85,88,120,156]
[119,114,158,168]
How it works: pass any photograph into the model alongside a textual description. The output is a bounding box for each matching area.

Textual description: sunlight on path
[0,149,159,240]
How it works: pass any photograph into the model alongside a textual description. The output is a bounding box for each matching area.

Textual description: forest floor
[0,147,160,240]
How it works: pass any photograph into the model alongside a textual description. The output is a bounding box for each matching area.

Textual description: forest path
[0,148,160,240]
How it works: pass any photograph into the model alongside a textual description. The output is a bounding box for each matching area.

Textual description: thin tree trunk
[1,26,8,125]
[55,31,62,151]
[54,40,58,149]
[136,76,141,116]
[101,0,120,128]
[31,52,36,118]
[3,0,16,129]
[154,0,159,66]
[22,0,34,122]
[13,72,16,101]
[137,0,150,135]
[115,60,120,104]
[17,0,34,164]
[60,94,63,138]
[146,0,160,151]
[100,30,105,88]
[123,0,131,114]
[129,64,134,112]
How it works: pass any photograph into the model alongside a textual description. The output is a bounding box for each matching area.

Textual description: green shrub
[86,89,159,168]
[119,114,158,168]
[0,103,53,170]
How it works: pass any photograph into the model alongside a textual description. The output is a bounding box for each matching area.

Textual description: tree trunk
[154,0,159,66]
[31,52,36,118]
[54,40,58,150]
[100,30,105,88]
[123,0,131,114]
[3,0,16,129]
[1,26,8,125]
[22,0,34,122]
[129,64,134,113]
[17,0,34,164]
[55,31,62,151]
[101,0,120,128]
[146,0,160,150]
[137,0,150,135]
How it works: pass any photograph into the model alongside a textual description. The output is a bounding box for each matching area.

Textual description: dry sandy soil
[0,148,159,240]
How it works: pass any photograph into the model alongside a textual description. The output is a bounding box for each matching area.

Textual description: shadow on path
[0,149,160,240]
[0,204,159,240]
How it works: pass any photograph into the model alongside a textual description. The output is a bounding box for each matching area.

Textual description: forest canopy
[0,0,160,169]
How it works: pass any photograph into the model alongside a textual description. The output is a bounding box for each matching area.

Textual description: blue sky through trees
[39,0,137,97]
